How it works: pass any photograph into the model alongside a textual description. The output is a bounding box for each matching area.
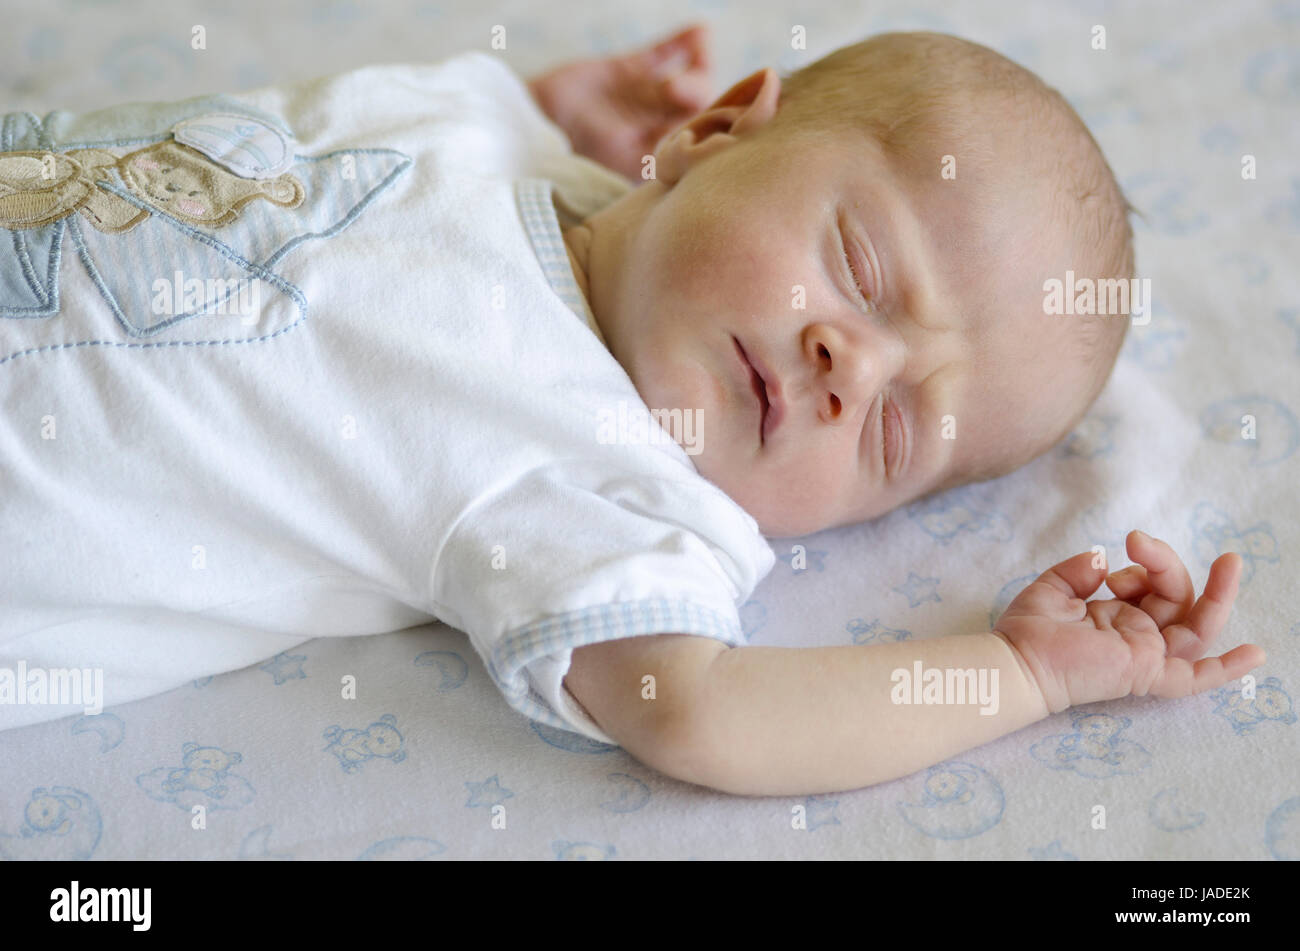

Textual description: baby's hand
[527,24,713,179]
[993,530,1266,714]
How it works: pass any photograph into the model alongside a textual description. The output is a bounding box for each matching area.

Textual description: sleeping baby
[0,25,1264,795]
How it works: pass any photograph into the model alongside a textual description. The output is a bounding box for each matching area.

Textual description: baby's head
[576,31,1134,536]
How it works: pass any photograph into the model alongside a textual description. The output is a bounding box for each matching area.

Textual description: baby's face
[587,111,1093,537]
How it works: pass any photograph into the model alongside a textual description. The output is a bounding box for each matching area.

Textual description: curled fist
[528,24,714,179]
[994,530,1266,714]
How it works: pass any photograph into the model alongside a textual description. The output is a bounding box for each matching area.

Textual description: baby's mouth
[733,337,771,445]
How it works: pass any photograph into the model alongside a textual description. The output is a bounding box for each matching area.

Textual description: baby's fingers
[1105,564,1150,602]
[1125,530,1195,629]
[1029,549,1108,603]
[1162,552,1243,659]
[1147,644,1267,699]
[637,24,712,78]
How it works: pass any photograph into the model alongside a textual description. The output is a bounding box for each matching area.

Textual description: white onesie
[0,52,775,742]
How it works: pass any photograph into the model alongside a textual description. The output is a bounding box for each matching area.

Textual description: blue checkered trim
[490,598,745,736]
[514,177,600,336]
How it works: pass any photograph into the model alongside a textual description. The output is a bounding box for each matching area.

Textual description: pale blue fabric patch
[172,112,296,179]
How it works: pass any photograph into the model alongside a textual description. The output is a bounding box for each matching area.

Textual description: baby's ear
[654,67,780,186]
[258,174,304,208]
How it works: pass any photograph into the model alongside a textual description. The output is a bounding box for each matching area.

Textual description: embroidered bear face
[0,139,305,235]
[118,140,304,228]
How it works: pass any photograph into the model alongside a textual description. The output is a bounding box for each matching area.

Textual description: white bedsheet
[1,0,1297,860]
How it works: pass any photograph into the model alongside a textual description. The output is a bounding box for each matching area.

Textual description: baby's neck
[561,224,593,309]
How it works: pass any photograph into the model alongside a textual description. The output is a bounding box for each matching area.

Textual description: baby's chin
[691,454,840,538]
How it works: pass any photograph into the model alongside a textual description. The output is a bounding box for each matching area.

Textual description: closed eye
[843,242,865,302]
[838,216,872,309]
[879,394,889,472]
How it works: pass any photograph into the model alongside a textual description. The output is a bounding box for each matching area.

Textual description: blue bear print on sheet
[322,713,407,772]
[553,840,616,860]
[893,572,941,608]
[137,742,254,810]
[307,0,368,27]
[846,617,911,645]
[1267,178,1300,231]
[600,773,651,813]
[778,545,827,574]
[529,719,619,754]
[1136,34,1186,71]
[1076,102,1141,134]
[414,650,469,689]
[464,775,513,808]
[1189,502,1279,584]
[989,572,1038,630]
[1149,787,1207,832]
[238,824,292,860]
[908,487,1012,544]
[1219,249,1271,286]
[1209,677,1297,735]
[1061,413,1118,458]
[583,21,642,57]
[739,599,768,639]
[0,99,410,365]
[1279,309,1300,355]
[1030,712,1152,777]
[896,761,1004,840]
[1266,797,1300,861]
[1200,121,1240,153]
[259,651,307,685]
[1200,396,1299,466]
[1028,840,1078,861]
[70,712,124,752]
[1121,171,1208,235]
[98,34,194,93]
[1079,502,1131,555]
[865,8,956,35]
[1120,305,1186,371]
[358,836,447,860]
[801,795,841,832]
[0,786,102,859]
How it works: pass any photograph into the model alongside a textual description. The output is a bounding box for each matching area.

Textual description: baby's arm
[567,622,1044,796]
[565,531,1265,796]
